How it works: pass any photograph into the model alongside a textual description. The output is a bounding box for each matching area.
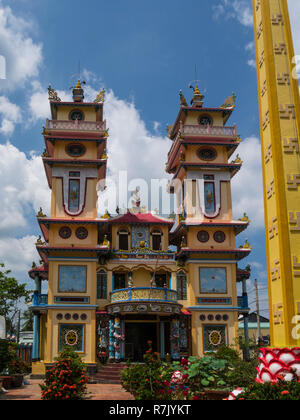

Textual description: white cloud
[0,235,39,275]
[231,136,264,229]
[0,96,22,135]
[213,0,253,27]
[0,1,42,90]
[0,142,50,235]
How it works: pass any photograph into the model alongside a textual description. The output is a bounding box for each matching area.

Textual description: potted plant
[0,339,15,389]
[8,358,28,388]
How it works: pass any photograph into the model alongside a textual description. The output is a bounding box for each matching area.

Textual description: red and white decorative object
[227,388,244,400]
[256,348,300,383]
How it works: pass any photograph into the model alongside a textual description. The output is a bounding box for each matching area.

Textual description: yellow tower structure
[253,0,300,347]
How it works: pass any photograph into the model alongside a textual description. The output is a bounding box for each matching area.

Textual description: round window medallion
[209,330,222,347]
[59,226,72,239]
[70,110,84,121]
[66,143,86,157]
[208,314,214,321]
[65,313,71,320]
[214,231,226,243]
[200,315,206,321]
[197,147,217,161]
[56,314,63,320]
[81,314,87,321]
[223,315,229,321]
[197,231,209,243]
[215,314,222,322]
[73,314,79,321]
[199,115,213,126]
[76,227,88,240]
[65,330,79,347]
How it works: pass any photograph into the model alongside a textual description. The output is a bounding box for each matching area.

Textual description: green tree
[22,310,34,332]
[0,263,32,333]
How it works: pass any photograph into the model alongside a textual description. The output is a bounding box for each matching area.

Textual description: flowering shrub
[0,339,16,374]
[8,357,30,375]
[235,374,300,400]
[122,341,173,400]
[40,348,88,400]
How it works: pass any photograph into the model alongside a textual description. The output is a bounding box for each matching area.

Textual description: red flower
[281,391,290,396]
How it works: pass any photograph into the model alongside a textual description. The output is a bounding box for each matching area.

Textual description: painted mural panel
[203,325,227,353]
[204,182,215,215]
[200,267,227,294]
[58,324,85,352]
[68,179,80,212]
[58,265,87,293]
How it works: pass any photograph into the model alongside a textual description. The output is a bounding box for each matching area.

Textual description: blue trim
[112,272,115,291]
[121,320,125,359]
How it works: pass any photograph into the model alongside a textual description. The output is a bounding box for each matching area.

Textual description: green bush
[0,339,16,374]
[225,359,257,389]
[236,375,300,400]
[40,348,88,400]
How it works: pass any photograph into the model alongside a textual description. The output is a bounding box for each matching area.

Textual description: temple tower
[252,0,300,347]
[30,82,108,375]
[166,87,251,356]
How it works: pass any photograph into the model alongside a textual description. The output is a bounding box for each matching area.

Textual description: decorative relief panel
[267,180,275,199]
[274,43,287,55]
[277,73,290,85]
[293,256,300,277]
[272,14,284,25]
[283,138,299,153]
[265,144,272,163]
[279,104,296,119]
[271,259,280,282]
[289,212,300,231]
[269,217,278,240]
[273,303,284,325]
[287,174,300,190]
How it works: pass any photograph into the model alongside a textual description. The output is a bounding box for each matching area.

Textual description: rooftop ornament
[179,90,188,107]
[48,85,61,102]
[190,84,205,108]
[238,213,250,223]
[232,154,243,164]
[36,207,47,218]
[240,239,252,250]
[94,88,106,104]
[221,93,236,109]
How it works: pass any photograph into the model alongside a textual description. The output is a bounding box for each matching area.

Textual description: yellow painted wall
[54,141,98,160]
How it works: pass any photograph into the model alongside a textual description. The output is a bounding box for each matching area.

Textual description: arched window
[97,270,107,299]
[177,271,187,300]
[118,229,129,250]
[151,229,162,251]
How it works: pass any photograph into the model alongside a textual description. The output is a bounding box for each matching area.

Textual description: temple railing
[32,293,48,306]
[110,287,178,304]
[183,124,237,137]
[238,295,249,310]
[45,119,106,132]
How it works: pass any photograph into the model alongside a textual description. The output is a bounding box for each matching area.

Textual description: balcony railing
[111,287,178,304]
[238,295,249,310]
[45,119,106,132]
[32,293,48,306]
[183,125,237,137]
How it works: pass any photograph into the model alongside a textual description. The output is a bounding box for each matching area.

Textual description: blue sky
[0,0,299,316]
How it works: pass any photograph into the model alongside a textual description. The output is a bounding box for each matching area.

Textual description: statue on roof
[179,90,188,107]
[221,93,236,109]
[94,88,106,104]
[36,207,46,218]
[48,85,61,102]
[131,187,141,209]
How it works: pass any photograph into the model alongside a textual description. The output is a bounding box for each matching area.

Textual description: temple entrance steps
[89,363,127,385]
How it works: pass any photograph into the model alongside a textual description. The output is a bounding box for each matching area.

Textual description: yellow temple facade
[252,0,300,347]
[29,81,251,376]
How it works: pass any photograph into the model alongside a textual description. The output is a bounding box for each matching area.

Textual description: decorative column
[32,311,40,361]
[34,275,41,295]
[170,318,180,360]
[160,321,165,359]
[242,278,250,361]
[109,318,115,360]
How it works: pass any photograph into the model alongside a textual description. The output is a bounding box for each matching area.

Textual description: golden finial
[75,79,82,89]
[102,210,111,219]
[194,84,201,95]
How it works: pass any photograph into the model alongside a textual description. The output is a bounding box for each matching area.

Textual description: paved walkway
[0,380,134,401]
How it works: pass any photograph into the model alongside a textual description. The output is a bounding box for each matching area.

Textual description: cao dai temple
[29,81,252,376]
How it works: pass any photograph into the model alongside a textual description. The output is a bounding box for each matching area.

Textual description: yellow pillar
[252,0,300,347]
